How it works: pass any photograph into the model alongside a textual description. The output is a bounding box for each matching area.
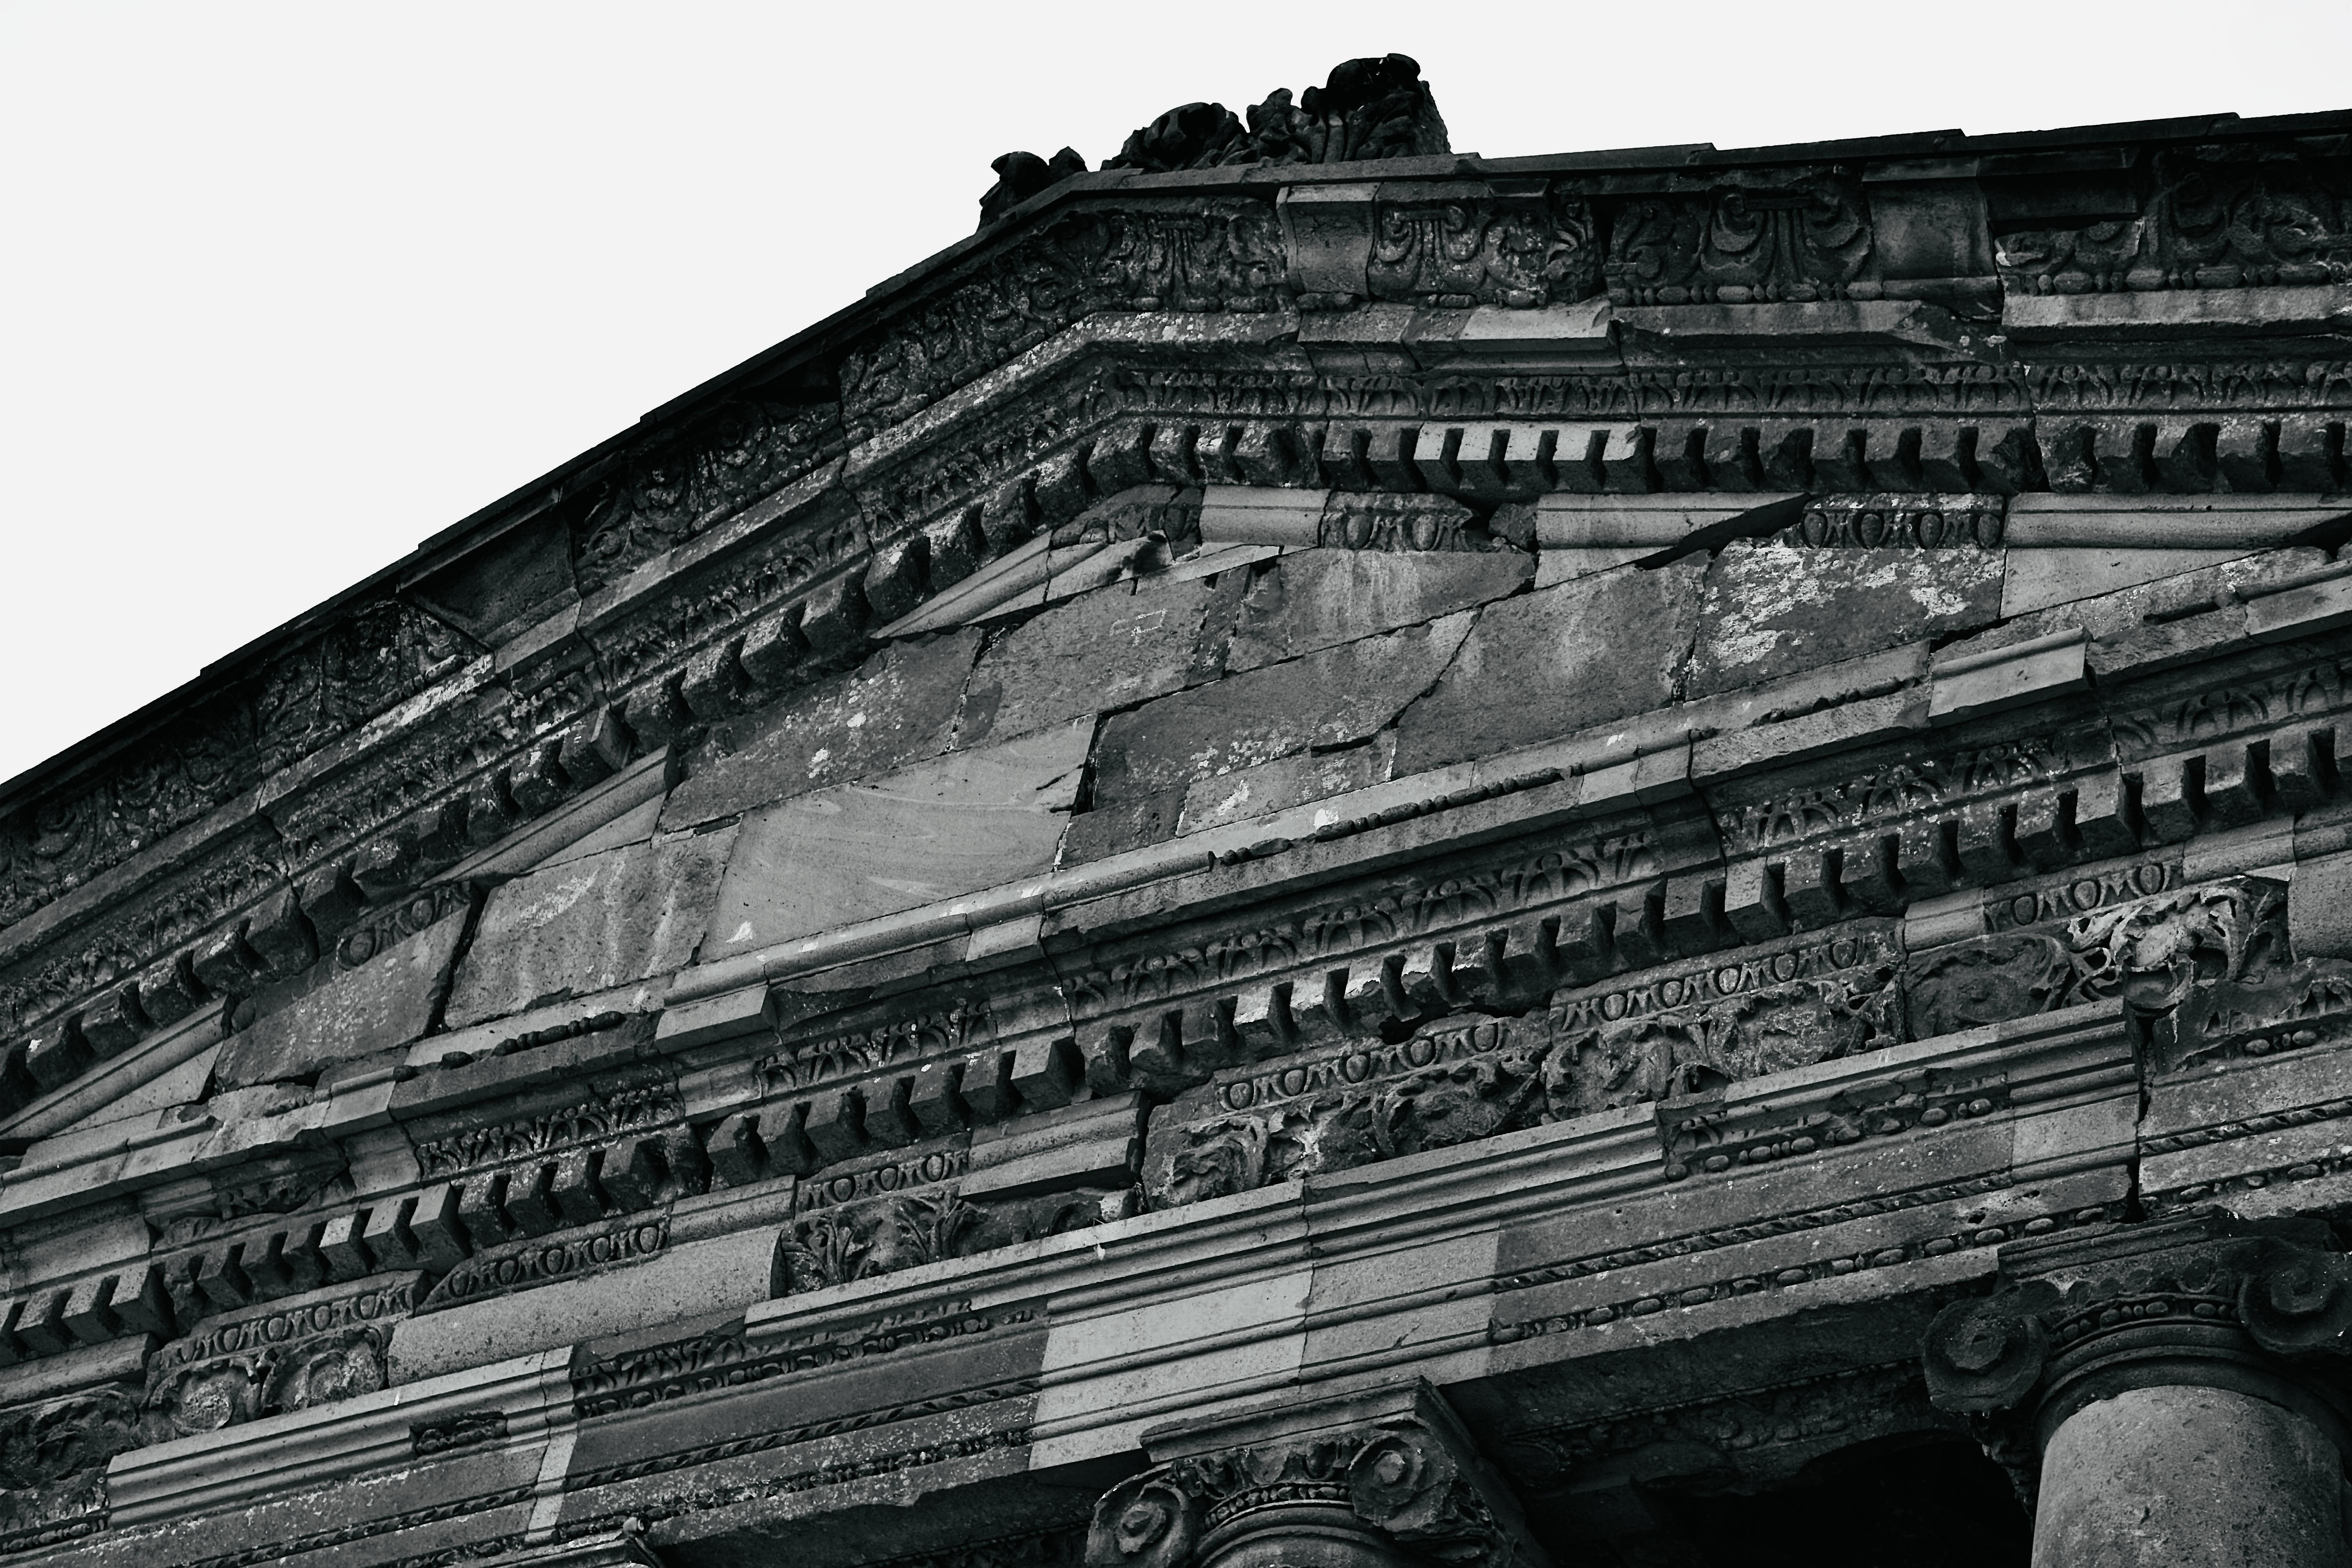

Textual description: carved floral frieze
[1998,145,2352,295]
[142,1274,421,1440]
[1147,925,1902,1209]
[575,399,845,595]
[1604,175,1875,307]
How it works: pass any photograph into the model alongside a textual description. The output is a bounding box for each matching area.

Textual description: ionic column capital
[1085,1382,1547,1568]
[1923,1211,2352,1454]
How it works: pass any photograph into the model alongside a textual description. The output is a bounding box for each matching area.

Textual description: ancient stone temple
[13,56,2352,1568]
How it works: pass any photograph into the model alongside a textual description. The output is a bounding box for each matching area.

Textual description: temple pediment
[7,58,2352,1568]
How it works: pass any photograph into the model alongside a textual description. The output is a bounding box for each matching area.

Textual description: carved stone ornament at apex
[1087,1383,1548,1568]
[1923,1212,2352,1566]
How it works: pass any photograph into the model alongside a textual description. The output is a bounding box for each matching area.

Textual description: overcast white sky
[5,1,2352,786]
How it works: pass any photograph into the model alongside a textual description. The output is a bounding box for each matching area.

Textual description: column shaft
[2033,1384,2351,1568]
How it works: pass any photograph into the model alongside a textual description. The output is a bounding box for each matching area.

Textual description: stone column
[1924,1212,2352,1568]
[1084,1382,1546,1568]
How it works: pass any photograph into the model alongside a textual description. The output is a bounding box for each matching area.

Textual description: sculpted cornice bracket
[1087,1382,1548,1568]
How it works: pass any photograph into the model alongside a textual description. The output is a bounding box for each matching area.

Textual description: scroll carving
[1999,144,2352,295]
[1604,175,1875,306]
[1085,1391,1544,1568]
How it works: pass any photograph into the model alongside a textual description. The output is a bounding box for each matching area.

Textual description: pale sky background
[5,1,2352,786]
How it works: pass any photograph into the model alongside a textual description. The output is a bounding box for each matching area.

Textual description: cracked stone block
[1091,612,1475,808]
[703,719,1093,960]
[1687,544,2004,699]
[1226,547,1533,674]
[660,628,982,829]
[955,572,1240,751]
[1392,559,1704,776]
[215,910,471,1089]
[443,829,737,1030]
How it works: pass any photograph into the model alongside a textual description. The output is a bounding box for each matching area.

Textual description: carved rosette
[1922,1216,2352,1499]
[1086,1394,1544,1568]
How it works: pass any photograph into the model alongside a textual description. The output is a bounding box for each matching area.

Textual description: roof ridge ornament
[977,54,1448,229]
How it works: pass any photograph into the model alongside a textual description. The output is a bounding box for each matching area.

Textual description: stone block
[1225,548,1532,674]
[659,627,980,829]
[1198,485,1329,547]
[2291,848,2352,960]
[1176,734,1396,837]
[702,719,1091,960]
[2002,494,2350,547]
[1391,560,1704,776]
[215,911,470,1090]
[442,829,735,1030]
[956,572,1239,750]
[964,1092,1143,1200]
[2001,546,2250,617]
[386,1223,782,1385]
[1092,613,1474,806]
[1058,787,1185,864]
[1927,628,2090,726]
[2248,570,2352,644]
[1688,544,2004,699]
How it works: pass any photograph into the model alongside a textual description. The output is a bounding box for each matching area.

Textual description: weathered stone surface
[661,628,982,828]
[1059,786,1184,864]
[443,829,736,1029]
[387,1223,782,1385]
[2001,545,2250,618]
[1687,545,2004,698]
[215,911,470,1089]
[1176,733,1395,835]
[2033,1385,2352,1567]
[955,573,1238,750]
[704,719,1091,959]
[1091,613,1473,807]
[1226,547,1531,673]
[1392,559,1705,775]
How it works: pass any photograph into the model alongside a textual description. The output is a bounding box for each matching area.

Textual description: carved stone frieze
[1777,494,2007,550]
[143,1273,421,1439]
[1718,724,2111,858]
[781,1179,1124,1295]
[412,1074,682,1181]
[575,399,846,595]
[419,1212,670,1313]
[1146,926,1900,1209]
[760,1003,988,1094]
[1367,187,1597,310]
[1905,876,2352,1074]
[840,201,1287,440]
[1998,143,2352,295]
[410,1410,507,1457]
[0,1390,140,1554]
[1068,822,1662,1020]
[1319,494,1508,553]
[1604,174,1875,307]
[2108,653,2349,762]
